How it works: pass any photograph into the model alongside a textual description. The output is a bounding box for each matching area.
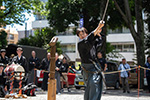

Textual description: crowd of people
[0,47,71,97]
[0,40,150,99]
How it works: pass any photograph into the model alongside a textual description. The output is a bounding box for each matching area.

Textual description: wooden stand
[47,37,58,100]
[47,79,56,100]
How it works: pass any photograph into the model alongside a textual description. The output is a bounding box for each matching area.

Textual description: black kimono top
[29,57,40,71]
[12,56,28,73]
[41,58,50,71]
[78,32,102,64]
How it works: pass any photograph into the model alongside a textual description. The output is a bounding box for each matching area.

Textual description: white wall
[56,35,76,44]
[56,33,136,62]
[65,52,76,61]
[107,33,134,43]
[107,33,136,63]
[56,35,77,61]
[32,20,49,29]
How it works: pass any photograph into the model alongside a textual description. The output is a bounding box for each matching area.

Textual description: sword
[98,0,109,27]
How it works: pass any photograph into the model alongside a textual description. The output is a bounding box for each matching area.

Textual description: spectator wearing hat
[0,63,7,97]
[144,55,150,93]
[0,49,9,66]
[11,47,28,88]
[118,58,131,93]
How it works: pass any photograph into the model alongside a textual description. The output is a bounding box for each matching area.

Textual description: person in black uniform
[97,52,107,71]
[77,21,104,100]
[0,49,9,91]
[11,47,28,88]
[0,49,9,66]
[144,55,150,93]
[97,51,107,94]
[28,51,40,84]
[41,52,50,91]
[0,63,7,97]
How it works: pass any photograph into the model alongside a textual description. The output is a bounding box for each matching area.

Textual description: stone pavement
[1,88,150,100]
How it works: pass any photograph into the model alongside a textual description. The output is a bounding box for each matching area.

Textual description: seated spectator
[60,57,71,92]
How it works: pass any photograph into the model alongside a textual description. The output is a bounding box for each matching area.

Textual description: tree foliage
[47,0,135,32]
[17,27,62,54]
[113,0,146,88]
[46,0,136,58]
[0,0,41,26]
[0,30,7,48]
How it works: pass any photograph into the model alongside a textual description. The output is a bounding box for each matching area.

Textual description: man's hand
[4,86,7,91]
[94,20,105,36]
[56,67,60,71]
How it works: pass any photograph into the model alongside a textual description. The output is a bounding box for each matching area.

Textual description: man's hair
[76,27,88,36]
[63,57,67,60]
[97,51,102,55]
[122,58,126,60]
[81,27,88,34]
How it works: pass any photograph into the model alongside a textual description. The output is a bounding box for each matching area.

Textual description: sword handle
[94,20,105,36]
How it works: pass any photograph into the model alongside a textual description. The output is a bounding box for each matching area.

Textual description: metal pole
[138,66,140,98]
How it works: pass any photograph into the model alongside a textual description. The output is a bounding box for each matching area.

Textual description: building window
[61,45,75,53]
[113,44,134,52]
[8,34,14,40]
[35,14,46,20]
[108,27,130,34]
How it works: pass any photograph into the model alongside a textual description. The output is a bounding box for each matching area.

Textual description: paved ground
[1,88,150,100]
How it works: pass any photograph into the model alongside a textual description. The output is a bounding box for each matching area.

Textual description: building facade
[56,27,136,64]
[0,28,18,44]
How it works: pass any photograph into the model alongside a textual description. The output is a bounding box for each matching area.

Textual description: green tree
[17,27,62,54]
[0,29,7,48]
[0,0,41,26]
[47,0,136,59]
[113,0,145,88]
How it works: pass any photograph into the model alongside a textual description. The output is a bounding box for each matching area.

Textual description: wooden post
[47,37,58,100]
[138,66,140,98]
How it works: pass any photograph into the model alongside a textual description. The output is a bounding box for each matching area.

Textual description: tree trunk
[135,40,145,88]
[83,8,90,31]
[113,0,145,88]
[135,0,145,88]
